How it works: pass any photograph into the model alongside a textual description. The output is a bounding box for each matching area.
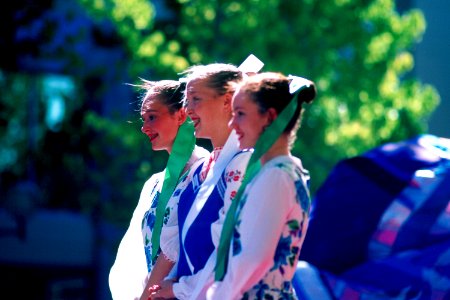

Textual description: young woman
[208,72,316,299]
[109,79,209,300]
[147,63,254,299]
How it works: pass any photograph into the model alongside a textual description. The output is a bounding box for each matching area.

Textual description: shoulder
[181,146,209,178]
[193,145,210,161]
[143,171,165,189]
[225,149,252,171]
[260,156,311,210]
[188,146,210,170]
[269,156,309,183]
[254,156,309,196]
[256,164,293,188]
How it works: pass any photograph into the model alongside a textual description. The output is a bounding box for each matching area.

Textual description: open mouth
[191,118,200,128]
[148,133,158,142]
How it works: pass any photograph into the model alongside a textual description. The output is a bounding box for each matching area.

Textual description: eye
[142,114,156,123]
[233,110,244,117]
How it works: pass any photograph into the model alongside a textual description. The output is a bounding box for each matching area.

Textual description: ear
[177,108,187,125]
[223,92,233,113]
[266,107,278,126]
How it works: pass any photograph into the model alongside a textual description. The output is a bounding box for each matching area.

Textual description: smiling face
[184,78,232,142]
[229,88,272,150]
[140,94,186,153]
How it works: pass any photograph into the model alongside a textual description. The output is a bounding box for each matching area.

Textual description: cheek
[251,121,265,138]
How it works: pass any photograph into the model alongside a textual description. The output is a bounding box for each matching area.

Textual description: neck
[260,134,290,165]
[210,126,232,149]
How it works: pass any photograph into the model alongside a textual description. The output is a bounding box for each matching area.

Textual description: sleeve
[211,151,251,247]
[109,176,159,300]
[159,187,181,263]
[173,271,202,300]
[207,169,296,300]
[173,251,216,300]
[160,157,206,263]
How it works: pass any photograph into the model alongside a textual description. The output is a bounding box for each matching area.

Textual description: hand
[150,280,176,299]
[140,284,161,300]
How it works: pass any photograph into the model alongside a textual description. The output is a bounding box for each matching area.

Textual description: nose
[141,122,150,134]
[228,116,236,130]
[185,99,194,115]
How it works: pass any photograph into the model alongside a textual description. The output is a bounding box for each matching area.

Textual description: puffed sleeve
[160,157,206,263]
[207,168,297,300]
[159,188,182,263]
[173,252,216,300]
[211,151,251,247]
[109,174,161,300]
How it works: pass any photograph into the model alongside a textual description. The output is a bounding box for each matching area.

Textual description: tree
[81,0,439,194]
[78,0,189,78]
[0,0,162,225]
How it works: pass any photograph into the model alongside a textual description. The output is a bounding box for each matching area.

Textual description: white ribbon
[181,131,240,273]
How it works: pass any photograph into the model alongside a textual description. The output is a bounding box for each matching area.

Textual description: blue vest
[177,162,227,277]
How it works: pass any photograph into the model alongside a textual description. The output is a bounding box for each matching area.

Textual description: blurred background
[0,0,448,299]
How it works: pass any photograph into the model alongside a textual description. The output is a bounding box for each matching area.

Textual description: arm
[139,253,175,300]
[109,176,160,300]
[208,169,296,300]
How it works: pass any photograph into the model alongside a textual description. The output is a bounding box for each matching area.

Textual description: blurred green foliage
[80,0,439,193]
[0,0,439,226]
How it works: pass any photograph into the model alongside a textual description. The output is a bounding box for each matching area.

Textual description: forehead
[186,79,216,96]
[232,89,253,107]
[141,95,167,113]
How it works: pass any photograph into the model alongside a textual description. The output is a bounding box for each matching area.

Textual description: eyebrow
[142,109,159,113]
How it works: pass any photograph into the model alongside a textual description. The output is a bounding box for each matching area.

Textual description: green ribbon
[215,78,313,281]
[151,118,196,261]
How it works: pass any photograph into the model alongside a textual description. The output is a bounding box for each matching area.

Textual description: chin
[194,129,207,139]
[151,143,162,151]
[238,142,250,150]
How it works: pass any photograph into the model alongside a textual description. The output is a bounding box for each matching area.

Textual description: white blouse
[109,172,163,300]
[108,146,209,300]
[207,155,311,300]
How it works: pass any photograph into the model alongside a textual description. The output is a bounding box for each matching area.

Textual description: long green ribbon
[151,119,196,261]
[215,77,314,280]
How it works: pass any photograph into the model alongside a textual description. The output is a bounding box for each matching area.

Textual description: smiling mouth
[192,118,200,128]
[149,133,158,142]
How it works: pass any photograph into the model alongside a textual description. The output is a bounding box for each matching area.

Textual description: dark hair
[239,72,316,136]
[182,63,243,96]
[137,79,186,114]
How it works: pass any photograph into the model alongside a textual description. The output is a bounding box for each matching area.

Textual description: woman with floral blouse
[109,79,209,300]
[208,72,316,299]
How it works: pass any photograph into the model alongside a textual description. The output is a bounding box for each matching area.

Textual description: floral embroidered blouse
[207,155,311,300]
[108,146,208,300]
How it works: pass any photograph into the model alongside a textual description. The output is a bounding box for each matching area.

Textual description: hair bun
[297,82,316,104]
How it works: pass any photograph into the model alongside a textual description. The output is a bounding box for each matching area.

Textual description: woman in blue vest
[109,79,209,300]
[146,63,254,299]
